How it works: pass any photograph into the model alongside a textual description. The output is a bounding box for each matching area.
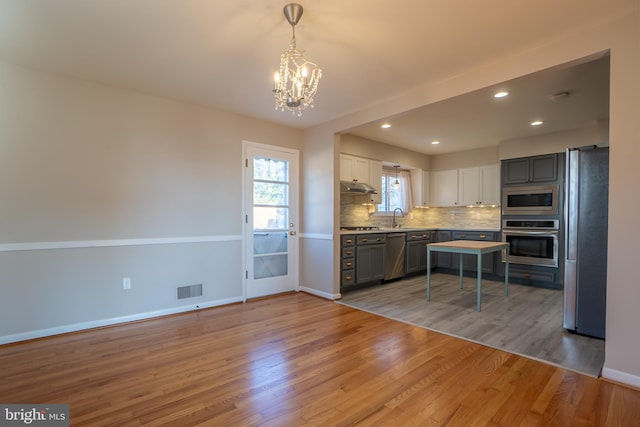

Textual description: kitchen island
[426,240,510,312]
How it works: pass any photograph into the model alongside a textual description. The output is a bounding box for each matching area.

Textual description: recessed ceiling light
[380,123,391,129]
[431,140,440,145]
[494,91,509,98]
[531,120,544,126]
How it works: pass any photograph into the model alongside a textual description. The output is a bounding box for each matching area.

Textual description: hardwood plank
[0,292,638,426]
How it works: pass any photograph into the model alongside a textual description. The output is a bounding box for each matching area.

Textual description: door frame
[242,140,300,302]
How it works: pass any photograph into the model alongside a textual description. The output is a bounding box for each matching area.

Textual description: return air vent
[177,284,203,300]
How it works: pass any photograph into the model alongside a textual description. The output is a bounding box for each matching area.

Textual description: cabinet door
[480,164,500,205]
[410,169,430,207]
[370,245,385,280]
[530,154,557,182]
[503,158,530,184]
[368,160,382,204]
[458,167,481,205]
[339,154,355,181]
[405,241,420,274]
[431,169,459,206]
[418,241,429,270]
[356,245,385,283]
[353,157,370,182]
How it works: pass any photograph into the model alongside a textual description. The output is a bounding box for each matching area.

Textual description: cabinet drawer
[357,234,386,245]
[342,258,355,270]
[342,247,355,258]
[342,269,355,287]
[341,235,356,246]
[452,231,495,241]
[508,265,556,284]
[406,231,431,241]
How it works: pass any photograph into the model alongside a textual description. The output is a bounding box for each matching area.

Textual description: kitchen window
[376,167,412,213]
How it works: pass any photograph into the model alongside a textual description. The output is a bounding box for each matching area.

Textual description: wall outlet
[123,277,131,290]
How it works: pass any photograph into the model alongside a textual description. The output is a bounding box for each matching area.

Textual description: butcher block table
[426,240,510,312]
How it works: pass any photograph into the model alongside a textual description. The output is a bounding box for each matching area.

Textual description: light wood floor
[339,273,605,377]
[2,292,638,426]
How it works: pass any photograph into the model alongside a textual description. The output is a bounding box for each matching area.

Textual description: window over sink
[376,167,412,214]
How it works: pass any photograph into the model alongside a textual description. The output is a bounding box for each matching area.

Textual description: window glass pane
[253,232,288,254]
[254,254,288,279]
[253,207,288,229]
[254,156,288,182]
[389,185,402,210]
[254,182,288,205]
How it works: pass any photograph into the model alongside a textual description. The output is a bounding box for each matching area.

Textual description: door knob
[289,231,297,236]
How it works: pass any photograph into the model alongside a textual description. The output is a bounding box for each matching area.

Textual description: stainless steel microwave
[501,185,559,216]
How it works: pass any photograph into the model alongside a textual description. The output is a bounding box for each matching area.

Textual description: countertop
[339,227,501,235]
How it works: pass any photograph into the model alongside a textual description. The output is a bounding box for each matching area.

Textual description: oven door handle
[503,229,558,236]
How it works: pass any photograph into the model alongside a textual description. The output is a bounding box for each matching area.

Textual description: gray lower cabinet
[434,230,497,275]
[340,235,356,290]
[356,234,385,284]
[451,231,496,274]
[405,231,432,274]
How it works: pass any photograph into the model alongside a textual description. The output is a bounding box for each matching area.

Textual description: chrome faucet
[392,208,404,228]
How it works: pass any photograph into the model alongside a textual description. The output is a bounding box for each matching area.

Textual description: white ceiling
[346,54,610,155]
[0,0,629,152]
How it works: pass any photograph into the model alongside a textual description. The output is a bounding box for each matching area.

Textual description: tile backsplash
[340,197,500,230]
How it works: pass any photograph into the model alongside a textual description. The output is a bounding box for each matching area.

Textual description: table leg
[459,255,463,289]
[504,247,509,296]
[477,252,482,312]
[426,247,431,301]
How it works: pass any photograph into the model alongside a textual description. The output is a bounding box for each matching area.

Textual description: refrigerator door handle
[565,149,579,261]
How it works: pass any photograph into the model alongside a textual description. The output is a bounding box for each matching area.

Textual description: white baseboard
[601,367,640,389]
[0,296,243,345]
[299,286,341,300]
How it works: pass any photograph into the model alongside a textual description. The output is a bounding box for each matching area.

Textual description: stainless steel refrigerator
[563,146,609,339]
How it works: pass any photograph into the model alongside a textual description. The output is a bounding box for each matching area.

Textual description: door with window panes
[243,143,298,299]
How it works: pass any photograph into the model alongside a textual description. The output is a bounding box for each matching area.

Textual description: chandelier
[273,3,322,117]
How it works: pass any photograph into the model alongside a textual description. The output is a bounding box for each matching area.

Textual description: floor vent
[177,284,203,300]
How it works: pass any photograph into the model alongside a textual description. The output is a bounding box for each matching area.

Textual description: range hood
[340,180,378,194]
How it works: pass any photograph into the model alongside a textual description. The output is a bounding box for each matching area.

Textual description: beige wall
[298,127,338,299]
[0,61,303,341]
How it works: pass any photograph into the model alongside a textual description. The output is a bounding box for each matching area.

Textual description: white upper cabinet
[367,160,382,204]
[340,154,370,183]
[410,169,430,207]
[430,169,459,207]
[480,164,500,205]
[458,164,500,206]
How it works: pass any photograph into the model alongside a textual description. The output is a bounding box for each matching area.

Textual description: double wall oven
[501,184,561,268]
[502,219,559,267]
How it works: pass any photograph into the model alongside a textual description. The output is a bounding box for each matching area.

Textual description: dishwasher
[384,233,406,280]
